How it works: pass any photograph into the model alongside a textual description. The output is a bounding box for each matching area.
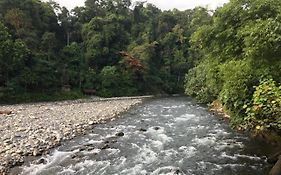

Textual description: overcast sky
[52,0,229,11]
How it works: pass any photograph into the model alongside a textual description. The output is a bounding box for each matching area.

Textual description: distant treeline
[0,0,206,98]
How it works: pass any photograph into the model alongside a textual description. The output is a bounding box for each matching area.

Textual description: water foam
[73,160,110,174]
[178,146,197,158]
[86,140,103,144]
[220,152,261,161]
[106,148,121,156]
[113,156,127,170]
[120,164,147,175]
[135,144,158,164]
[147,127,173,144]
[175,114,196,123]
[151,166,186,175]
[192,136,217,146]
[21,150,72,175]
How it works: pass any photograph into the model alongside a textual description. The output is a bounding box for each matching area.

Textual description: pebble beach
[0,97,147,174]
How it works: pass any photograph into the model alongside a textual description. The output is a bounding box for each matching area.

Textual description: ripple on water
[86,140,103,145]
[147,127,173,144]
[151,166,186,175]
[174,114,197,123]
[21,150,73,175]
[187,125,208,132]
[135,144,158,164]
[192,136,217,147]
[220,152,262,161]
[178,146,197,158]
[159,149,179,161]
[70,160,110,174]
[120,164,147,175]
[106,148,121,156]
[113,156,127,170]
[214,140,244,151]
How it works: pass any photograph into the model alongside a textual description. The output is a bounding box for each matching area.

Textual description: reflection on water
[15,97,273,175]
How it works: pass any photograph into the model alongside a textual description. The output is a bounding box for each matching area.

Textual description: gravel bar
[0,96,151,174]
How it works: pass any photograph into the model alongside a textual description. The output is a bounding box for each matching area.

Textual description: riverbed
[0,97,145,174]
[11,97,275,175]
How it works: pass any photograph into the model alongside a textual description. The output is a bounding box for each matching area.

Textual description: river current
[15,97,273,175]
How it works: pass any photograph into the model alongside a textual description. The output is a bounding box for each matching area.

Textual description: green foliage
[81,68,97,89]
[82,14,130,68]
[0,21,30,90]
[238,18,281,59]
[60,42,84,87]
[0,0,280,137]
[99,66,119,97]
[98,66,137,97]
[184,0,281,132]
[244,79,281,131]
[185,58,222,103]
[219,59,254,113]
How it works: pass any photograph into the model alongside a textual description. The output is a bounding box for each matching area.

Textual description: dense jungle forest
[0,0,280,132]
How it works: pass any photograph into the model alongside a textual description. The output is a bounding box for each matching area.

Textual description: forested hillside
[0,0,210,101]
[0,0,280,132]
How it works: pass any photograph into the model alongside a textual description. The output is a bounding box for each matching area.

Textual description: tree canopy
[0,0,205,98]
[1,0,281,133]
[185,0,281,131]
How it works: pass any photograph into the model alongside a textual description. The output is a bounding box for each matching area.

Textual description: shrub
[185,58,222,103]
[98,66,119,97]
[219,59,254,114]
[98,66,138,97]
[244,79,281,131]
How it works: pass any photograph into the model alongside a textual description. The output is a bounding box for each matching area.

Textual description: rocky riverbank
[209,100,281,175]
[208,100,231,122]
[0,97,148,174]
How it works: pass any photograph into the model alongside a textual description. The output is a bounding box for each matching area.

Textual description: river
[13,97,273,175]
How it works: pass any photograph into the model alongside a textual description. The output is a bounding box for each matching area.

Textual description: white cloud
[52,0,229,10]
[52,0,85,10]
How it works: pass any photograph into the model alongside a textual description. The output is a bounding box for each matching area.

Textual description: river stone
[139,128,147,132]
[0,98,143,173]
[100,143,110,150]
[88,121,95,125]
[32,149,41,156]
[154,126,160,130]
[33,158,47,165]
[116,132,125,137]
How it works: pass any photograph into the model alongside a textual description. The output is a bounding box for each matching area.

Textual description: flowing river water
[13,97,274,175]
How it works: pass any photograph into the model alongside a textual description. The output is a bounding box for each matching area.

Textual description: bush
[185,58,222,103]
[98,66,119,97]
[97,66,138,97]
[244,79,281,131]
[219,59,254,114]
